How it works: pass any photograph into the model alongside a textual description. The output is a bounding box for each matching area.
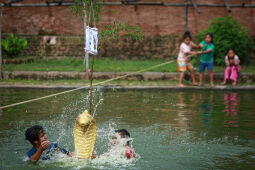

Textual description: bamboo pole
[89,55,94,114]
[184,0,188,32]
[0,6,2,79]
[83,2,89,72]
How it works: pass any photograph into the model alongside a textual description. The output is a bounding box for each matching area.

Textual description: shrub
[195,15,253,65]
[2,34,28,58]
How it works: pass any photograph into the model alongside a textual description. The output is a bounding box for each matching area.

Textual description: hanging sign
[85,27,98,55]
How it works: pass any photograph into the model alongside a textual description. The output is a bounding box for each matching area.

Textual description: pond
[0,88,255,170]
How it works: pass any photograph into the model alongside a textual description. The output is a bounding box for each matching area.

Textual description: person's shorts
[177,59,194,72]
[200,62,213,72]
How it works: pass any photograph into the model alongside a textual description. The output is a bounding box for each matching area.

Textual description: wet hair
[115,129,131,146]
[25,125,44,146]
[183,31,192,40]
[115,129,130,138]
[205,33,213,43]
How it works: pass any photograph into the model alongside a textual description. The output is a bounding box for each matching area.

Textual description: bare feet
[221,81,227,85]
[179,84,186,87]
[192,82,198,86]
[232,82,237,86]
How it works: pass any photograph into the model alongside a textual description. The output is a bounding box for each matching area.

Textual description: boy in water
[102,129,135,159]
[25,125,73,163]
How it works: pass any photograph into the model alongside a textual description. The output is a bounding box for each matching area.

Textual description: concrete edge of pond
[2,71,255,82]
[0,85,255,91]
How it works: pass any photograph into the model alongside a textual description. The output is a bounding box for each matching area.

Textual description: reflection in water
[176,92,188,131]
[199,93,214,126]
[223,92,240,128]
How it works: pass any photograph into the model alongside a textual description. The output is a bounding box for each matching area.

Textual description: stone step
[2,71,255,82]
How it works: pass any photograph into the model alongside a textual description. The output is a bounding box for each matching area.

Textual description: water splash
[33,120,139,170]
[25,88,139,169]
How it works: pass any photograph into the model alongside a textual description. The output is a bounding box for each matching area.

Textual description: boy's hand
[68,152,75,157]
[41,140,50,151]
[92,153,96,159]
[197,51,202,55]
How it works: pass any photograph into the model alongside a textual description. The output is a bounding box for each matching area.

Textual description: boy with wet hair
[109,129,135,159]
[25,125,73,163]
[113,129,131,146]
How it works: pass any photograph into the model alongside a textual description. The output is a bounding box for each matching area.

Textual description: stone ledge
[0,84,255,91]
[1,71,255,82]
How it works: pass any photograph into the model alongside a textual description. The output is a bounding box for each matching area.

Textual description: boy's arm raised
[30,141,50,163]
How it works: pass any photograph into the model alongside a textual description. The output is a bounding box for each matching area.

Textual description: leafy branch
[70,0,144,44]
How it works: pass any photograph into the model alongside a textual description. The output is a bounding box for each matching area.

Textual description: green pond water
[0,88,255,170]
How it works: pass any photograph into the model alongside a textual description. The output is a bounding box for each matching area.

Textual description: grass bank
[2,57,255,73]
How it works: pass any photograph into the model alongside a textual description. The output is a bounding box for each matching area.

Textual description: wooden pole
[224,0,231,12]
[184,0,189,32]
[242,0,246,7]
[89,55,94,114]
[0,6,2,79]
[83,3,89,72]
[1,2,255,8]
[190,0,200,14]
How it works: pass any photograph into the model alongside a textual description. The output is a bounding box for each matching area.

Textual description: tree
[70,0,144,44]
[196,15,253,65]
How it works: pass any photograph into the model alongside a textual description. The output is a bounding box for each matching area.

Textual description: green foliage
[70,0,144,44]
[70,0,104,24]
[195,15,253,65]
[2,34,28,58]
[100,19,144,42]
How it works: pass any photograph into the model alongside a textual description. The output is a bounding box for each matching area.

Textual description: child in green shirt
[198,33,215,87]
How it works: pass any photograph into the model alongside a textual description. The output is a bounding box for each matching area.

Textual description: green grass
[2,57,255,73]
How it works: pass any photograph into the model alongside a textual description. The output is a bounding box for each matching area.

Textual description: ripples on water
[0,88,255,169]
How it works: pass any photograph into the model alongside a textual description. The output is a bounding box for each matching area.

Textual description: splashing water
[21,88,139,169]
[1,89,255,169]
[92,122,140,167]
[31,121,139,170]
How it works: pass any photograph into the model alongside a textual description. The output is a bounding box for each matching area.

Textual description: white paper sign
[85,27,98,55]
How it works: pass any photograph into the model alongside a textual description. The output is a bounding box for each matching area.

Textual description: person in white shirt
[177,31,201,87]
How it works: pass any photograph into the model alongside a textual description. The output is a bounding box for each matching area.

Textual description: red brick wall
[2,0,255,36]
[1,0,255,58]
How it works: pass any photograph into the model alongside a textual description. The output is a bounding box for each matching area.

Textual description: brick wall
[2,0,255,58]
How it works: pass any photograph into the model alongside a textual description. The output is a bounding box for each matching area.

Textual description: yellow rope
[0,59,175,110]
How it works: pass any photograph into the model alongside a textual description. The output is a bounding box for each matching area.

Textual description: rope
[0,59,176,110]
